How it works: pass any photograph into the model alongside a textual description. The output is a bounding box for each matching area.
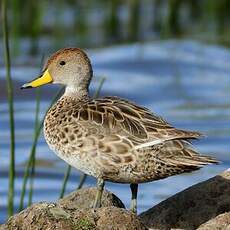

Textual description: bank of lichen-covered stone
[1,170,230,229]
[139,170,230,229]
[0,188,146,230]
[1,203,77,230]
[58,187,125,209]
[1,204,146,230]
[197,212,230,230]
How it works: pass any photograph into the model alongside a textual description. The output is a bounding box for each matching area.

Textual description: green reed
[2,0,16,217]
[105,0,120,43]
[74,0,88,46]
[77,173,87,190]
[11,0,21,55]
[59,76,106,198]
[28,88,41,206]
[6,0,230,55]
[59,165,72,199]
[127,0,140,42]
[161,0,181,38]
[27,55,45,206]
[18,88,64,211]
[18,117,42,211]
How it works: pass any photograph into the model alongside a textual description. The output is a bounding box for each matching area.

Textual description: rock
[58,187,125,209]
[1,188,146,230]
[139,170,230,230]
[197,212,230,230]
[2,171,230,229]
[1,204,146,230]
[1,203,76,230]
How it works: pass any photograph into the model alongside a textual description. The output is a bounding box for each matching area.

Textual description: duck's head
[21,48,93,94]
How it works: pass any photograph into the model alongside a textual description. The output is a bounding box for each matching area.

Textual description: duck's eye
[59,61,66,66]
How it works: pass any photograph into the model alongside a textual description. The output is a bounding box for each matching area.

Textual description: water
[0,40,229,223]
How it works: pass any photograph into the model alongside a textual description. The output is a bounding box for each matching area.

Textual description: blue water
[0,40,229,223]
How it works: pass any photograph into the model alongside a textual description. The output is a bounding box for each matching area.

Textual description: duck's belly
[44,125,168,183]
[48,141,197,184]
[44,130,181,184]
[48,142,102,178]
[47,141,158,184]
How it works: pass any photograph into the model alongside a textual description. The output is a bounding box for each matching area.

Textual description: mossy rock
[1,188,146,229]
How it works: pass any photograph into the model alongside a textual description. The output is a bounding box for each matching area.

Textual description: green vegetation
[2,0,230,57]
[2,0,15,217]
[75,218,96,230]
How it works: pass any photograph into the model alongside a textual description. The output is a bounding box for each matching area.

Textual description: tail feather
[167,129,204,140]
[154,139,219,177]
[166,155,219,167]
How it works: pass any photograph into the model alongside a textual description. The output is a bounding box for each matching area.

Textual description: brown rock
[139,170,230,230]
[66,207,146,230]
[197,212,230,230]
[1,188,146,230]
[1,204,146,230]
[95,207,146,230]
[2,171,230,229]
[1,203,76,230]
[58,187,125,209]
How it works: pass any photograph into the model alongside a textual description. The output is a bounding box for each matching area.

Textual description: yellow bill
[21,69,53,89]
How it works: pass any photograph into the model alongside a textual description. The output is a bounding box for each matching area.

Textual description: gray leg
[130,183,138,214]
[93,178,105,208]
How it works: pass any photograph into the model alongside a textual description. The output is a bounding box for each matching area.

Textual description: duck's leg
[130,183,138,214]
[93,178,105,208]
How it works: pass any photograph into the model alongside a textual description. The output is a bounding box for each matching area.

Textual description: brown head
[21,48,93,96]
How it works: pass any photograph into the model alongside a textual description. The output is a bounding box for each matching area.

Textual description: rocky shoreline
[1,169,230,229]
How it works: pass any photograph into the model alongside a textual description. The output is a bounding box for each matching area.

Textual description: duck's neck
[64,86,89,102]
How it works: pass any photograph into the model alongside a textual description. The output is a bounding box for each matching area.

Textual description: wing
[65,96,202,167]
[52,96,215,178]
[76,96,202,145]
[142,139,218,180]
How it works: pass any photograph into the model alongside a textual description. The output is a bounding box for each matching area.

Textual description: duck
[21,47,218,213]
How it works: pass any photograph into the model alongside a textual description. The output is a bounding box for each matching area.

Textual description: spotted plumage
[22,48,219,213]
[44,95,216,184]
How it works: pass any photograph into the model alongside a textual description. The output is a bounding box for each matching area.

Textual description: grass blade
[93,77,106,98]
[28,55,44,206]
[77,173,87,190]
[59,165,71,199]
[2,0,16,217]
[18,88,64,211]
[28,88,41,205]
